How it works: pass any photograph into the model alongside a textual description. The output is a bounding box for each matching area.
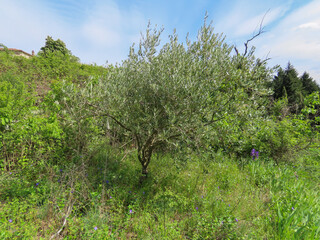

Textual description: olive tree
[86,20,272,179]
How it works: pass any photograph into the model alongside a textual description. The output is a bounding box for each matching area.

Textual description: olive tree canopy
[70,20,273,180]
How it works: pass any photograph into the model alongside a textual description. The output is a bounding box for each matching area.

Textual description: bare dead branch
[238,9,270,57]
[50,204,73,240]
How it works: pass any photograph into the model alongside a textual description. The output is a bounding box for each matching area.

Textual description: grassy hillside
[0,27,319,239]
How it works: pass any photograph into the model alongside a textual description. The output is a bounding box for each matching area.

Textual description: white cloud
[214,0,290,38]
[296,22,320,30]
[0,0,147,65]
[78,1,146,64]
[0,0,64,52]
[253,0,320,82]
[234,6,289,36]
[83,24,122,47]
[81,1,144,47]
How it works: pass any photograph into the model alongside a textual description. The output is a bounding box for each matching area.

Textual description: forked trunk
[138,149,152,184]
[136,133,157,184]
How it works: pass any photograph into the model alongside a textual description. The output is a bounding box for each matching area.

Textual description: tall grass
[1,144,319,239]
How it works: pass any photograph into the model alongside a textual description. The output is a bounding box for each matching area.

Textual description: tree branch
[235,9,269,57]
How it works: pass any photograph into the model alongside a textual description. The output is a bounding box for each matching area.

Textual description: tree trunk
[139,164,148,184]
[136,133,157,184]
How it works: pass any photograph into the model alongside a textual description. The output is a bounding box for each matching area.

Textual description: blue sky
[1,0,320,82]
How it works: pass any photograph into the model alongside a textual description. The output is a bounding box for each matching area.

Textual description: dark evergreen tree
[273,63,303,107]
[300,72,320,96]
[272,63,320,114]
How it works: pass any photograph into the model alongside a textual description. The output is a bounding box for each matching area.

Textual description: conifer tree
[300,72,320,96]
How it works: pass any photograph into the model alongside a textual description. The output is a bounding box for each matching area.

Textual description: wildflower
[9,219,12,223]
[9,172,12,175]
[110,196,112,199]
[36,183,39,186]
[129,209,133,214]
[292,207,295,210]
[251,148,256,158]
[106,180,109,184]
[94,226,98,231]
[60,169,63,172]
[228,204,230,207]
[221,221,224,224]
[195,207,198,210]
[235,218,238,222]
[143,191,145,194]
[218,186,220,189]
[251,149,259,160]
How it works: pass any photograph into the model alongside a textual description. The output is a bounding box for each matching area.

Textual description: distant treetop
[39,36,79,62]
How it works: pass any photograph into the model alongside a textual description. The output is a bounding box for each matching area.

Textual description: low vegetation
[1,21,319,239]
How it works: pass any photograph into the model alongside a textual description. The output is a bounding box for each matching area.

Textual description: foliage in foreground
[1,147,319,239]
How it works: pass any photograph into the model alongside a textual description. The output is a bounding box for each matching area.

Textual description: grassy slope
[0,53,319,239]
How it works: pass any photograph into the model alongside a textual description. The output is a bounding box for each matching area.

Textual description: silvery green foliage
[86,20,273,175]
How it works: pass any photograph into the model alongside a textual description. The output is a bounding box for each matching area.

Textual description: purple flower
[235,218,238,222]
[195,207,198,210]
[218,186,220,189]
[251,149,256,157]
[9,219,12,223]
[292,207,295,210]
[9,172,12,175]
[251,149,259,160]
[110,196,112,199]
[60,169,63,172]
[221,221,224,224]
[129,209,133,214]
[94,226,98,231]
[106,180,109,184]
[36,183,39,186]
